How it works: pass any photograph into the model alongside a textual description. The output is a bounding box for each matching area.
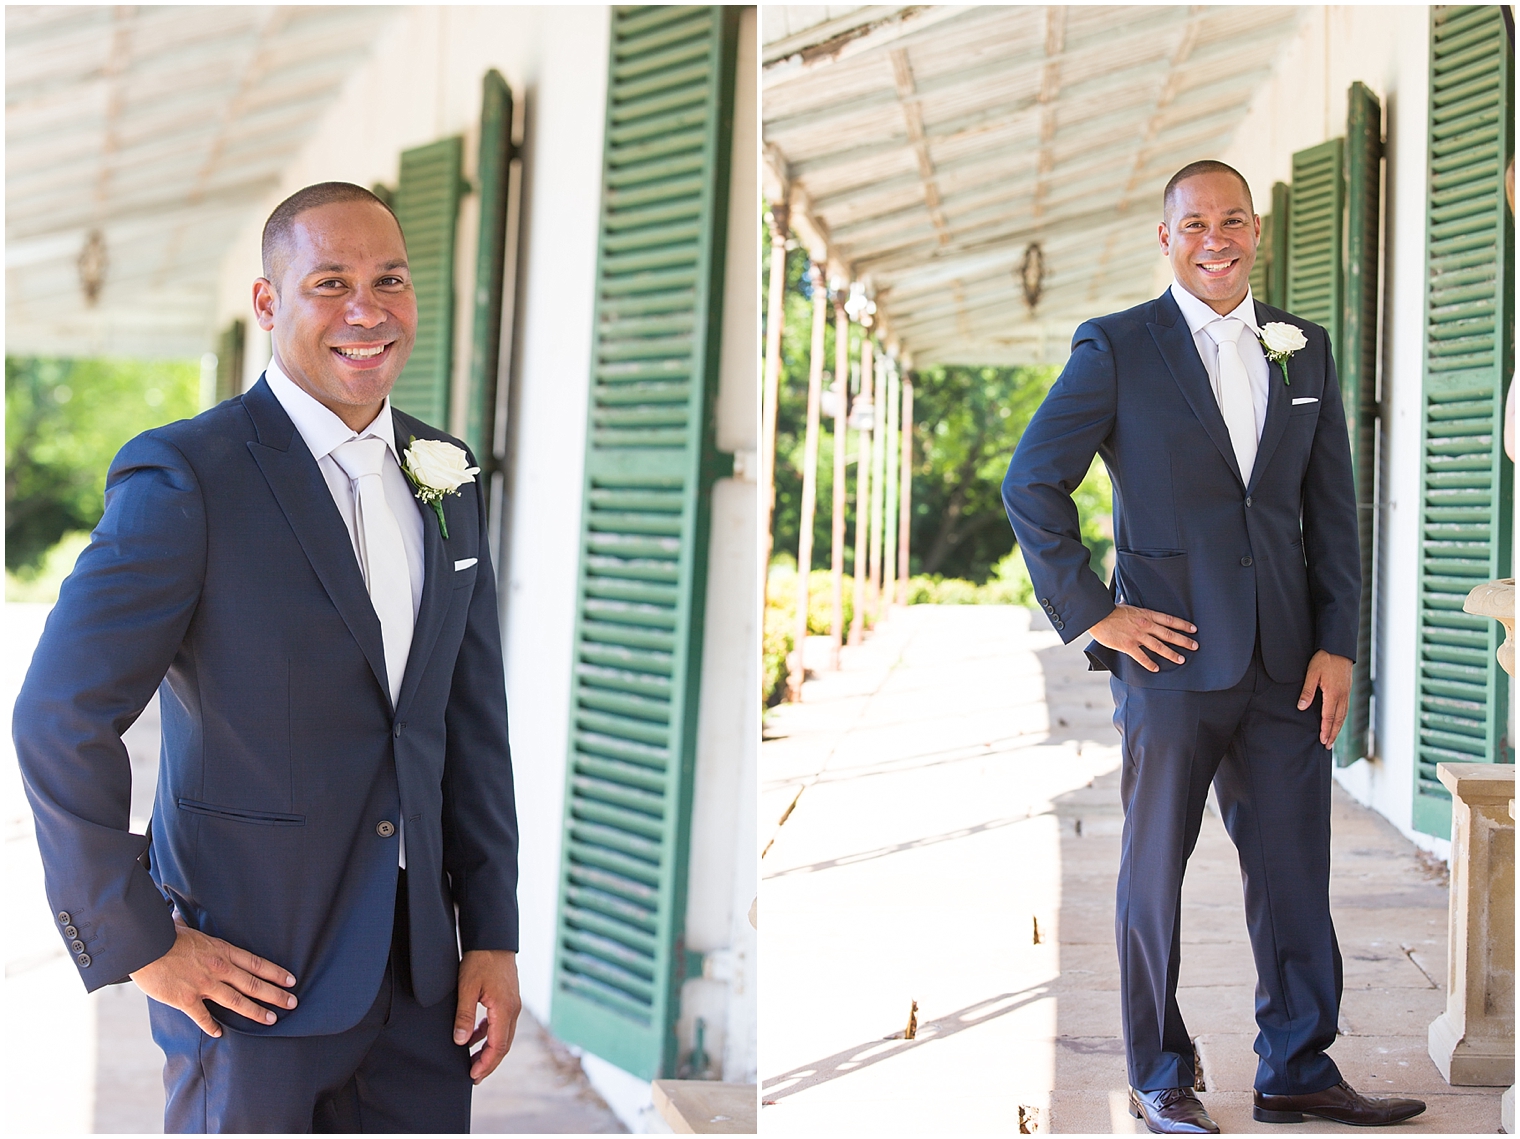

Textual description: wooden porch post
[848,335,874,646]
[897,375,914,604]
[829,297,850,669]
[787,264,828,701]
[759,202,789,609]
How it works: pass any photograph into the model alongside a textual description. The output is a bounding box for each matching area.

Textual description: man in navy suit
[1003,162,1425,1133]
[15,183,520,1132]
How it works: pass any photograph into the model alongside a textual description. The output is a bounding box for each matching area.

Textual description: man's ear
[1157,221,1172,256]
[252,278,277,333]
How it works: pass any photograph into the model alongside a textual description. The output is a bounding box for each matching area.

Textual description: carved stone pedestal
[1429,763,1516,1086]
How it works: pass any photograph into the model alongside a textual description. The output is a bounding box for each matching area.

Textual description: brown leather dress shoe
[1253,1079,1427,1126]
[1129,1087,1220,1134]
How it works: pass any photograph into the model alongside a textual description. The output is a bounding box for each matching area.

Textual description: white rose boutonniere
[402,436,479,539]
[1257,322,1308,386]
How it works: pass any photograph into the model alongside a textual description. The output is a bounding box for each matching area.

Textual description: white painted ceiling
[6,5,401,359]
[763,5,1307,366]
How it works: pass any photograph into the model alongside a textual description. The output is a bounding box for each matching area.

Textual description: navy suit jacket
[1002,289,1360,690]
[15,377,519,1036]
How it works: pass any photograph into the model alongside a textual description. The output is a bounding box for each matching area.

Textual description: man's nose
[344,290,386,326]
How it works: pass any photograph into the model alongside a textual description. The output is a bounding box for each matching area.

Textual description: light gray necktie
[1205,318,1258,482]
[332,437,414,708]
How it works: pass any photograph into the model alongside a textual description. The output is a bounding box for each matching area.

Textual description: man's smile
[1196,257,1239,277]
[331,341,394,368]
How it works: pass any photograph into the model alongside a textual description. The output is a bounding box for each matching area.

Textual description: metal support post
[882,359,900,614]
[787,265,828,702]
[898,376,914,604]
[760,202,789,610]
[848,336,874,646]
[829,299,849,669]
[868,351,886,621]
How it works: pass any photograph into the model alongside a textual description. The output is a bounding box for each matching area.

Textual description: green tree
[6,356,201,573]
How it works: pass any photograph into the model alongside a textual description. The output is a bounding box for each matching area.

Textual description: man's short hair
[1162,160,1254,222]
[260,182,402,280]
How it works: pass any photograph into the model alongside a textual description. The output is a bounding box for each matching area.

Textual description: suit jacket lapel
[243,377,392,707]
[1247,300,1292,495]
[392,412,450,716]
[1147,293,1245,487]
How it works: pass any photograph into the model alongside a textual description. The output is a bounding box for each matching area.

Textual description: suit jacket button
[64,925,78,939]
[71,940,85,953]
[1245,495,1253,507]
[1055,620,1065,630]
[57,911,71,925]
[1240,555,1253,567]
[77,954,92,968]
[376,820,396,838]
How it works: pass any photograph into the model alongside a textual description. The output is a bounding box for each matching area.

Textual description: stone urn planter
[1464,578,1516,677]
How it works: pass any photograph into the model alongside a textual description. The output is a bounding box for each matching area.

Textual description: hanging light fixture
[1017,242,1045,312]
[78,229,107,306]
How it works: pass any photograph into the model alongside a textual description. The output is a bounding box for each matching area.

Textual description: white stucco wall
[209,3,758,1115]
[1218,6,1443,855]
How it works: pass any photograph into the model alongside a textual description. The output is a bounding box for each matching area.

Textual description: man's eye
[316,280,345,289]
[379,276,406,287]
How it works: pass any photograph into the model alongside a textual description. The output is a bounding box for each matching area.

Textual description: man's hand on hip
[454,949,522,1084]
[1299,650,1353,747]
[1088,603,1198,672]
[130,920,298,1037]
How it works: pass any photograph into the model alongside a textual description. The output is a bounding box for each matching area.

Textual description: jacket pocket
[176,797,306,826]
[1113,549,1192,619]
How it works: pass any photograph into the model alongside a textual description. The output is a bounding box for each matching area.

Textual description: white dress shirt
[264,358,425,869]
[1169,279,1271,443]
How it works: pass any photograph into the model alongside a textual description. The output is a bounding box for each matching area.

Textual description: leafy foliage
[6,356,201,573]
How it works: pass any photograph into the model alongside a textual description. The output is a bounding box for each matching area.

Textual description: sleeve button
[57,912,71,925]
[64,925,78,939]
[376,820,396,838]
[71,940,85,953]
[77,954,92,968]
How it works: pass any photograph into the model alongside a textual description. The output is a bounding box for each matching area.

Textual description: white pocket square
[1291,397,1318,405]
[454,558,478,571]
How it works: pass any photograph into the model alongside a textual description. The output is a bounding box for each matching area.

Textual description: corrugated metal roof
[6,5,401,358]
[763,5,1307,366]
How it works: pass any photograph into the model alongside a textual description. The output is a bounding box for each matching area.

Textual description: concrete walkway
[3,602,623,1135]
[759,604,1501,1134]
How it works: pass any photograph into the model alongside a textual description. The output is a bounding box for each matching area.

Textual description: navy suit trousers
[1112,646,1344,1096]
[150,872,472,1133]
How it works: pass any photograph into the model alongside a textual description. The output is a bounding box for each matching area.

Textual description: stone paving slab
[760,603,1502,1134]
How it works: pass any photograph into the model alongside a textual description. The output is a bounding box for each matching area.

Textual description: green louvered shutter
[1411,4,1515,837]
[1269,181,1291,308]
[549,5,738,1080]
[467,71,516,471]
[391,136,463,427]
[1287,139,1344,358]
[1337,82,1383,766]
[1249,212,1272,300]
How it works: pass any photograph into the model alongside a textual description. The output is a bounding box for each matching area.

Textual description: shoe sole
[1253,1106,1427,1127]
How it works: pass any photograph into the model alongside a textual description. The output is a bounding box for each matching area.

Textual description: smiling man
[1001,162,1425,1134]
[15,183,521,1133]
